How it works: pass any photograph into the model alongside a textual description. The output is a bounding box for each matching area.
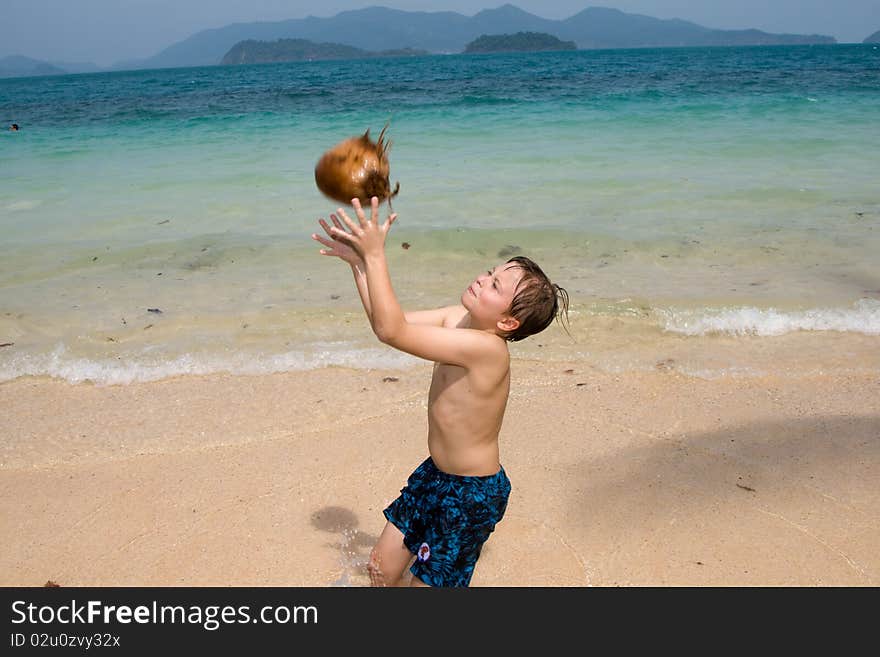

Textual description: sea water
[1,45,878,383]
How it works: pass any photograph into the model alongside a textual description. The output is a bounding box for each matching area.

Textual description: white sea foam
[0,342,420,386]
[660,298,880,337]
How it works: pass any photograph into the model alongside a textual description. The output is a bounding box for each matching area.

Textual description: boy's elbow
[373,326,390,344]
[373,321,404,345]
[374,327,397,345]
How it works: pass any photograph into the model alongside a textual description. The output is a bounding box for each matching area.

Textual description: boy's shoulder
[442,305,468,328]
[401,305,508,371]
[444,307,509,360]
[405,305,466,328]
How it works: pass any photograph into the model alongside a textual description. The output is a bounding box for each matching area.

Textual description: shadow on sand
[311,506,379,586]
[570,415,879,583]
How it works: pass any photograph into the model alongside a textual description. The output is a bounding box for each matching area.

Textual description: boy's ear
[497,316,520,333]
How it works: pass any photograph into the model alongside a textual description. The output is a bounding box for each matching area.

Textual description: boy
[312,197,569,587]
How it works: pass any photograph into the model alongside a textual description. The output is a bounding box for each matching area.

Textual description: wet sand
[1,361,878,586]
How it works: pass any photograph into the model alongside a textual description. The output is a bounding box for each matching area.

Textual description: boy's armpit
[382,322,504,368]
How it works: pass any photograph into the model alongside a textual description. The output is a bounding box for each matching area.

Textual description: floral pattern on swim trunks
[383,457,511,587]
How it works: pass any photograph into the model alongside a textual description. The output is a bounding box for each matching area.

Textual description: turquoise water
[1,45,879,383]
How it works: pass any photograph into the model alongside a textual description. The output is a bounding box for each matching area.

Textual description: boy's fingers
[329,214,346,232]
[312,233,333,248]
[336,208,360,234]
[352,198,368,227]
[370,196,379,223]
[321,218,345,241]
[330,226,355,243]
[312,232,332,253]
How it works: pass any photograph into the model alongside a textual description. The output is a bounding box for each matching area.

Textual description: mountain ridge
[0,54,106,78]
[134,4,836,71]
[0,5,841,77]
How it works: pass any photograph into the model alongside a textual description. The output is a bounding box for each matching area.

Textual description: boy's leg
[368,521,414,587]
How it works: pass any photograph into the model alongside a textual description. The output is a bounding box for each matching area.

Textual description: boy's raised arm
[329,198,498,368]
[314,215,464,332]
[313,215,375,328]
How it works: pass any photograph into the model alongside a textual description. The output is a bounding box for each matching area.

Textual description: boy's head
[501,256,570,341]
[462,256,569,342]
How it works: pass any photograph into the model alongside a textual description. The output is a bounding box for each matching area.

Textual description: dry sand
[1,360,878,586]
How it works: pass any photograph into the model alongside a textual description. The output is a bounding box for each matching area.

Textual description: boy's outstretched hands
[312,213,361,265]
[313,196,397,263]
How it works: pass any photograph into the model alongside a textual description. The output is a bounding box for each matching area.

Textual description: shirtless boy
[313,197,568,587]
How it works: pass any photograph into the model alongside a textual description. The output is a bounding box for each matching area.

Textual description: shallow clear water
[1,45,878,383]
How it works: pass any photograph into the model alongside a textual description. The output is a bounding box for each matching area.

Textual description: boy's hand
[313,213,362,265]
[329,197,397,261]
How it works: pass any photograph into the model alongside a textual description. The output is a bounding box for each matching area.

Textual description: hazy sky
[3,1,879,66]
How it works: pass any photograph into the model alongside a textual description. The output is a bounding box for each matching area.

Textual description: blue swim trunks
[383,457,511,587]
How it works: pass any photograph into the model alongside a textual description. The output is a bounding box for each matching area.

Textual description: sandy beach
[2,359,878,587]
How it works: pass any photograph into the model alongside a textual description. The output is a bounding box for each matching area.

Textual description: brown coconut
[314,124,400,207]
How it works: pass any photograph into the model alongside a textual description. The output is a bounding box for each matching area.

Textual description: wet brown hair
[501,256,570,342]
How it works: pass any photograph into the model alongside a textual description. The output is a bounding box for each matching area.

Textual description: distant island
[221,38,427,65]
[865,30,880,43]
[0,55,66,79]
[464,32,577,53]
[133,5,838,71]
[1,5,843,77]
[0,54,104,78]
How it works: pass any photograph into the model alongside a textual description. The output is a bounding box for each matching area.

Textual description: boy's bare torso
[426,306,511,477]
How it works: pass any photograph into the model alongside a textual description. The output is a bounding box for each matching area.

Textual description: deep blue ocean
[1,45,878,383]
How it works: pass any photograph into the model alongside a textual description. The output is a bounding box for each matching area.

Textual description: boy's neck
[460,312,505,338]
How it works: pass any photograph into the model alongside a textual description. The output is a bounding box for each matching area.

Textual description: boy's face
[461,262,525,330]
